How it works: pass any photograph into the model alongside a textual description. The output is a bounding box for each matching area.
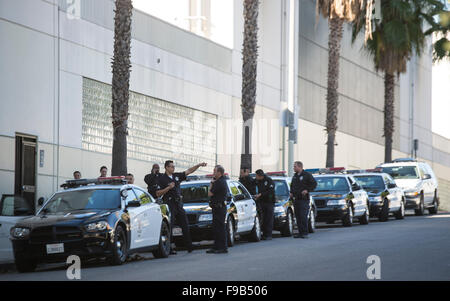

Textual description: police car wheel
[226,217,235,247]
[414,194,425,216]
[342,206,353,227]
[14,254,37,273]
[281,210,294,237]
[428,193,438,214]
[359,206,369,225]
[378,199,389,222]
[394,200,405,220]
[109,225,128,265]
[152,221,171,258]
[308,208,316,233]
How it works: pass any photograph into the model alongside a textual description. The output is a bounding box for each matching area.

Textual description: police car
[350,169,405,221]
[307,168,370,227]
[176,175,261,247]
[250,171,317,236]
[9,177,171,272]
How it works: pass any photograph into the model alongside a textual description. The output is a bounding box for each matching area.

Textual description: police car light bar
[205,173,230,179]
[61,176,127,189]
[266,171,287,177]
[305,167,346,175]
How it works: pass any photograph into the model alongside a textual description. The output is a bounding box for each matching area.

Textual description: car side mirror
[126,200,141,208]
[423,174,431,180]
[226,196,233,203]
[38,197,45,206]
[235,194,246,201]
[387,183,396,189]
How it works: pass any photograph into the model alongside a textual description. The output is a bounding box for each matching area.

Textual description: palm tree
[240,0,259,172]
[111,0,133,176]
[316,0,374,168]
[428,9,450,61]
[352,0,444,163]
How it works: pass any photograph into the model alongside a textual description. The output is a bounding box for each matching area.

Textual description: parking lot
[1,211,449,281]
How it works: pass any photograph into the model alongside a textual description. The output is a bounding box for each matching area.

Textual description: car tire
[226,216,235,247]
[152,221,171,258]
[428,192,439,215]
[308,207,316,233]
[281,210,294,237]
[414,194,425,216]
[248,215,262,242]
[379,199,389,222]
[342,206,353,227]
[109,225,128,265]
[14,254,37,273]
[359,204,369,225]
[394,199,405,220]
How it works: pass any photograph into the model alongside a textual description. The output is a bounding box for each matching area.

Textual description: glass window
[381,166,419,179]
[229,182,240,196]
[235,183,251,199]
[0,195,33,216]
[181,183,210,203]
[273,180,289,197]
[315,177,350,192]
[134,188,153,205]
[354,176,385,190]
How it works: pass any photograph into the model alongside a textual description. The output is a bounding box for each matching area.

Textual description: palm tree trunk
[240,0,259,171]
[111,0,133,176]
[383,72,395,163]
[325,17,344,168]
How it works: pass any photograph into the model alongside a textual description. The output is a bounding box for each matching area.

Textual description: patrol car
[251,172,317,236]
[176,175,261,247]
[307,168,370,227]
[377,158,439,215]
[350,169,405,221]
[9,177,171,272]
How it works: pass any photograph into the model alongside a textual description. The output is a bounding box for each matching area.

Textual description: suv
[250,172,316,236]
[10,177,171,272]
[178,176,261,247]
[307,168,370,227]
[378,158,439,215]
[351,170,405,221]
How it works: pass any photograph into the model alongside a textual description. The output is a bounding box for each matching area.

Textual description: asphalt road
[1,211,449,281]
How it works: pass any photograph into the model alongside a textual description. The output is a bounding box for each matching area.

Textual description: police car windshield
[381,166,419,179]
[354,176,385,190]
[40,189,121,215]
[315,177,350,192]
[273,180,289,197]
[181,183,210,203]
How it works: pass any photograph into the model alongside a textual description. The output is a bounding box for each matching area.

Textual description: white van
[378,158,439,215]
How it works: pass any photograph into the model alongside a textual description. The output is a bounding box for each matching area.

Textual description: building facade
[1,0,449,211]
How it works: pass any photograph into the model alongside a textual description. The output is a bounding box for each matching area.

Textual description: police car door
[235,182,256,232]
[133,187,162,246]
[0,195,33,263]
[123,188,151,249]
[349,177,365,215]
[228,182,247,233]
[385,175,401,210]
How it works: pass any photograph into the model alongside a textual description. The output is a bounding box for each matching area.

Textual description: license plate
[172,227,182,237]
[46,243,64,254]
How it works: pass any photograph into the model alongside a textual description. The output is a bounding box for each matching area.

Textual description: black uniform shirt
[290,170,317,200]
[239,175,257,195]
[256,175,275,203]
[210,176,228,205]
[157,172,187,202]
[144,172,161,199]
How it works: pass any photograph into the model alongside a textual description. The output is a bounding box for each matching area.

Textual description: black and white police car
[10,177,171,272]
[307,168,370,227]
[350,169,405,221]
[177,175,261,247]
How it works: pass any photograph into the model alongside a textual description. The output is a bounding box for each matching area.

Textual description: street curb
[0,263,16,274]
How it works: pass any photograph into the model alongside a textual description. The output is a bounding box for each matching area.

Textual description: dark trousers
[212,204,227,250]
[293,198,310,235]
[167,199,192,250]
[260,201,274,238]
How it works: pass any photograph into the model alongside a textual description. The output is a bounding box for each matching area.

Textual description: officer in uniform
[239,167,257,196]
[206,165,228,254]
[156,160,207,254]
[144,164,161,199]
[290,161,317,238]
[254,169,276,240]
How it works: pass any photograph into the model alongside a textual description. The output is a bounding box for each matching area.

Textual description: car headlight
[405,190,420,197]
[86,221,109,231]
[11,227,30,239]
[370,196,382,203]
[274,206,285,214]
[327,199,347,206]
[198,214,213,222]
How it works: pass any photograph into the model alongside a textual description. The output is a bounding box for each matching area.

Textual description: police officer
[254,169,275,240]
[206,165,228,254]
[239,167,257,195]
[290,161,317,238]
[156,160,207,254]
[144,164,161,199]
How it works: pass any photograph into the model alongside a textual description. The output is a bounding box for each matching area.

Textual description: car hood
[309,191,348,199]
[183,202,211,213]
[15,209,116,229]
[365,189,383,196]
[394,179,421,190]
